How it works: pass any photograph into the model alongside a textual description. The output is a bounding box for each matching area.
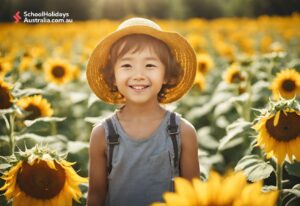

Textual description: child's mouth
[129,85,150,91]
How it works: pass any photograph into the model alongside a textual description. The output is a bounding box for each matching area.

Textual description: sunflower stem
[51,121,57,135]
[267,59,275,82]
[276,162,283,205]
[244,84,251,121]
[243,68,253,121]
[8,112,16,155]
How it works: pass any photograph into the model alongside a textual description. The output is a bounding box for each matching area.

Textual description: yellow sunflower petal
[173,177,198,205]
[163,192,190,206]
[192,178,209,205]
[46,160,56,170]
[150,203,167,206]
[218,172,247,204]
[273,111,280,127]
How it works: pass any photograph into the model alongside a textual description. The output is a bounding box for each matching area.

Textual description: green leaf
[84,117,103,125]
[13,88,45,97]
[251,80,270,101]
[0,113,10,129]
[219,119,252,150]
[215,116,230,129]
[214,100,233,116]
[67,141,89,153]
[68,92,88,104]
[226,118,252,131]
[219,137,244,150]
[186,104,212,120]
[286,196,299,206]
[0,108,14,116]
[197,127,219,150]
[24,117,66,127]
[16,133,67,143]
[229,93,249,104]
[210,91,233,106]
[235,155,260,171]
[262,185,277,192]
[284,184,300,197]
[88,93,100,108]
[285,161,300,178]
[235,155,274,182]
[0,163,11,170]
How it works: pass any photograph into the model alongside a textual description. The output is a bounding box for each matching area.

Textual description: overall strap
[105,118,120,174]
[167,112,179,169]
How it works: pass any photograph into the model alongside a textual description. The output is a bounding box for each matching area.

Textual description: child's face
[113,46,166,104]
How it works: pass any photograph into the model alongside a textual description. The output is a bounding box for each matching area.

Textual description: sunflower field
[1,14,300,206]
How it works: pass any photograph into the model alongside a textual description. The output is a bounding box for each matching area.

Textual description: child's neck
[118,102,165,121]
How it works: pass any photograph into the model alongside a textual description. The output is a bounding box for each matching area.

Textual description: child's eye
[121,64,132,68]
[146,64,156,68]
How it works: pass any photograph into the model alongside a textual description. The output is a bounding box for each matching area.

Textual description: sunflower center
[198,62,208,73]
[231,72,244,83]
[266,112,300,142]
[17,161,66,200]
[282,79,296,92]
[35,61,43,70]
[25,104,42,120]
[0,85,12,109]
[23,52,30,57]
[51,66,65,78]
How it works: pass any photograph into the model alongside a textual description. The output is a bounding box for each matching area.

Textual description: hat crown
[117,17,162,31]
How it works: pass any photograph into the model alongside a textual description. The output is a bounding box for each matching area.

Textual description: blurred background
[1,0,300,206]
[1,0,300,21]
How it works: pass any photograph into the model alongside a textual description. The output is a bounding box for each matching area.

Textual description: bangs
[109,34,172,66]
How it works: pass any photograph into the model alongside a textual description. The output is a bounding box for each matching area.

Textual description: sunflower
[0,57,12,78]
[253,99,300,164]
[196,53,214,75]
[0,79,13,109]
[270,68,300,100]
[0,146,88,206]
[186,33,206,53]
[17,95,53,120]
[270,42,284,53]
[233,181,278,206]
[72,65,81,80]
[223,63,246,84]
[44,59,74,85]
[194,71,205,91]
[18,56,34,72]
[239,37,254,55]
[260,36,273,53]
[151,171,278,206]
[215,43,235,63]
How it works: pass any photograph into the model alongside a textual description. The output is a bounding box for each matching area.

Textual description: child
[86,17,200,206]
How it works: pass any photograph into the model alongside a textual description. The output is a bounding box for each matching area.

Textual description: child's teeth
[132,86,146,90]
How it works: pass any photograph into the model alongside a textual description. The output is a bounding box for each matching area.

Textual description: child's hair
[102,34,182,102]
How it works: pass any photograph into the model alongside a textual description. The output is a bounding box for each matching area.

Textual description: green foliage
[235,155,274,182]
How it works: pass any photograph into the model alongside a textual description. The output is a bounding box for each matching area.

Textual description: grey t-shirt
[103,110,181,206]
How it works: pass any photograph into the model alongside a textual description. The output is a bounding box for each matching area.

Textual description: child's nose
[132,68,146,80]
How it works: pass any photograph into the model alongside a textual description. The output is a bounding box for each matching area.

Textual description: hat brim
[87,25,197,104]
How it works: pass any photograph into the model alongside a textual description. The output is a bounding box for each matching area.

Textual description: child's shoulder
[90,113,115,139]
[91,123,105,136]
[91,112,117,138]
[176,114,197,139]
[89,121,107,154]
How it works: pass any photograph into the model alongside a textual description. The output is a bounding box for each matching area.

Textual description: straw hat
[86,17,197,104]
